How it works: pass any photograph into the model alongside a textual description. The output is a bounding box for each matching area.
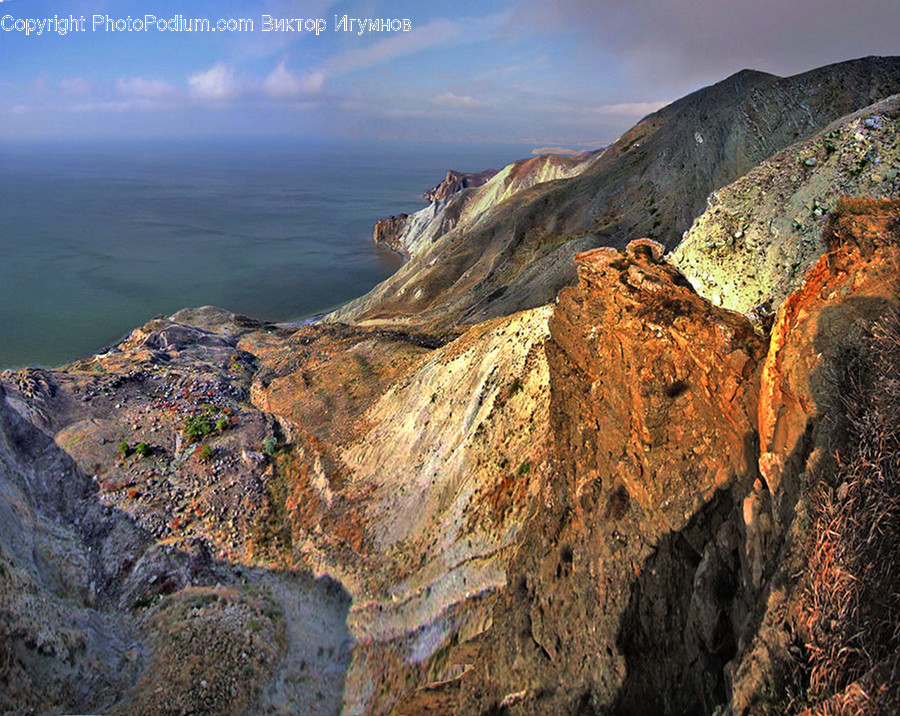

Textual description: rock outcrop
[731,198,900,714]
[398,202,900,714]
[672,93,900,319]
[374,213,411,255]
[423,169,497,204]
[449,240,764,714]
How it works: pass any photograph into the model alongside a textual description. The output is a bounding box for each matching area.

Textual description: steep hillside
[331,56,900,331]
[244,307,553,715]
[367,152,593,261]
[672,94,900,318]
[1,303,553,715]
[3,58,900,716]
[396,201,900,715]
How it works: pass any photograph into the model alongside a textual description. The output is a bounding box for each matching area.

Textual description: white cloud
[262,58,324,98]
[117,77,174,99]
[297,12,509,88]
[188,63,239,101]
[583,101,670,116]
[431,92,484,109]
[59,77,91,95]
[71,101,141,113]
[70,99,169,113]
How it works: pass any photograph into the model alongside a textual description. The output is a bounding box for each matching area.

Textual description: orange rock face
[551,240,762,529]
[758,200,900,525]
[458,240,764,714]
[373,214,411,254]
[443,201,900,716]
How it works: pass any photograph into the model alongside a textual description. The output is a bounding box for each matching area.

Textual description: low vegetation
[183,404,230,444]
[798,310,900,712]
[196,444,213,463]
[830,195,900,218]
[116,586,285,716]
[262,435,278,456]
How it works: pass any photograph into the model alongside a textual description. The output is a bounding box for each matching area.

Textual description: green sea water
[0,137,531,368]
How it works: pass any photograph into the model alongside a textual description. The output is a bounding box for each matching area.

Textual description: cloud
[262,58,324,98]
[59,77,91,95]
[117,77,174,99]
[582,101,670,117]
[188,63,239,101]
[431,92,485,109]
[516,0,900,87]
[306,12,508,86]
[71,100,156,113]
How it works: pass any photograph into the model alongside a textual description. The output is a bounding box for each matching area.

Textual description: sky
[2,0,899,145]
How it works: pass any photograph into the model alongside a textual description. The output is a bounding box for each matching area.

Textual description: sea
[0,137,532,369]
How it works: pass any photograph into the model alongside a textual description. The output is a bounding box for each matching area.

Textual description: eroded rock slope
[333,57,900,331]
[672,93,900,318]
[397,201,900,715]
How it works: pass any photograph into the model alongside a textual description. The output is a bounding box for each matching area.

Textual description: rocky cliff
[672,93,900,319]
[362,152,594,265]
[424,170,498,204]
[454,238,766,714]
[373,214,411,255]
[330,56,900,332]
[395,199,900,715]
[3,57,900,716]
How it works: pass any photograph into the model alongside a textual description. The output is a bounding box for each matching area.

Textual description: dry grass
[830,196,900,218]
[799,310,900,714]
[824,197,900,255]
[117,585,285,716]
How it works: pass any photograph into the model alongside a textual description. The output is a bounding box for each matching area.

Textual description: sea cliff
[3,56,900,716]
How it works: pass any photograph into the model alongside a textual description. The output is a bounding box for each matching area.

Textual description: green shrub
[262,436,278,456]
[509,377,524,396]
[197,444,213,463]
[118,440,131,457]
[184,414,214,443]
[135,441,151,458]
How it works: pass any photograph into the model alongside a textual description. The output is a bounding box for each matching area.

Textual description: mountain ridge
[327,55,900,332]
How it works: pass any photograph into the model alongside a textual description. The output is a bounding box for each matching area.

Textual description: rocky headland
[3,56,900,716]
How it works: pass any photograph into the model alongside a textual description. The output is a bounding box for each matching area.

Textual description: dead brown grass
[824,197,900,255]
[799,310,900,714]
[831,196,900,218]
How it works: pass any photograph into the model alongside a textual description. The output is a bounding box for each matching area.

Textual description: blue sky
[2,0,899,144]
